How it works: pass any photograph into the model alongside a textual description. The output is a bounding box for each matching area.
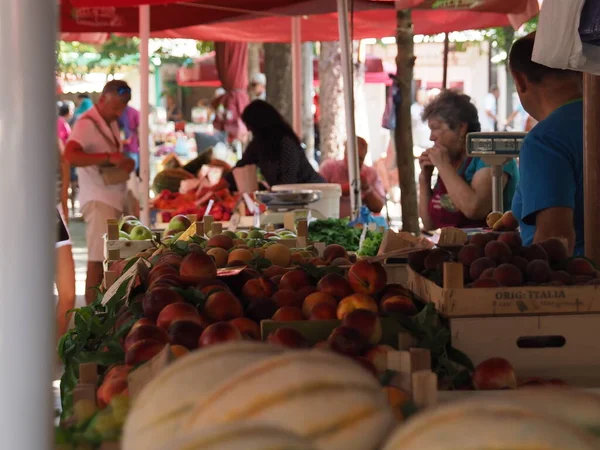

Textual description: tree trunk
[248,43,262,83]
[395,10,420,234]
[264,43,293,124]
[302,42,315,162]
[319,41,345,162]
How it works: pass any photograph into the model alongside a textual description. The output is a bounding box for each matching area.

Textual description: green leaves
[308,219,382,256]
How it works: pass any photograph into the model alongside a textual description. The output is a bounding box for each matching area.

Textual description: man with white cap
[250,73,267,101]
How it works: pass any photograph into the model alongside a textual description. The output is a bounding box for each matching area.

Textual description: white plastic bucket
[272,183,342,219]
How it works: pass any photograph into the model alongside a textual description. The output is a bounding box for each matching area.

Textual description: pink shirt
[57,117,71,144]
[320,159,386,218]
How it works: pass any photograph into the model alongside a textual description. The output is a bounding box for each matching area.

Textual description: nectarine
[308,302,338,321]
[198,322,243,347]
[124,325,168,352]
[336,293,378,320]
[230,317,261,340]
[156,302,202,330]
[204,291,243,322]
[168,321,205,350]
[271,289,303,309]
[142,287,184,320]
[280,269,314,291]
[317,273,353,300]
[342,309,382,345]
[473,357,517,390]
[242,277,277,303]
[267,327,309,349]
[302,292,338,318]
[124,339,167,366]
[272,306,304,322]
[179,251,217,285]
[328,326,369,357]
[206,234,234,250]
[347,260,387,295]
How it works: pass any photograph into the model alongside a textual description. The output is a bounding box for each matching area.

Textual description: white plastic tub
[272,183,342,219]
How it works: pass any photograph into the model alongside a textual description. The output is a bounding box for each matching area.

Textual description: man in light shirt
[481,85,500,131]
[65,80,135,304]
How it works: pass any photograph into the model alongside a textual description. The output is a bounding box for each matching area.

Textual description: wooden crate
[407,262,600,317]
[103,219,158,261]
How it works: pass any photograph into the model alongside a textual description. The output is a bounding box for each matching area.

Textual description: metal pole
[584,73,600,259]
[442,32,449,90]
[140,5,151,226]
[291,17,303,138]
[0,1,55,449]
[336,0,362,219]
[491,165,504,213]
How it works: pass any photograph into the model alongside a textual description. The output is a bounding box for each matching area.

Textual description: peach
[242,277,277,302]
[484,240,512,264]
[167,321,205,350]
[549,270,574,285]
[130,318,155,332]
[267,327,309,349]
[206,234,234,250]
[330,257,353,266]
[199,283,230,297]
[245,298,278,322]
[156,302,202,330]
[264,243,291,267]
[424,249,452,271]
[148,264,179,287]
[540,238,569,264]
[497,232,522,253]
[317,273,354,300]
[125,339,167,366]
[179,251,218,285]
[302,292,338,318]
[170,345,190,359]
[142,287,184,320]
[521,244,549,262]
[336,294,378,320]
[228,248,254,266]
[380,284,411,302]
[526,260,551,284]
[511,256,529,274]
[204,291,244,322]
[97,376,128,409]
[252,248,266,259]
[567,257,596,278]
[407,249,430,273]
[342,309,382,344]
[206,247,229,268]
[473,357,517,390]
[272,289,303,309]
[471,278,501,288]
[493,210,518,231]
[365,345,395,375]
[103,364,132,383]
[272,306,305,322]
[297,285,318,301]
[328,326,369,357]
[323,244,348,264]
[381,294,417,316]
[457,244,483,267]
[280,269,314,291]
[347,260,387,295]
[198,322,243,347]
[271,275,283,286]
[149,273,184,291]
[230,317,261,340]
[309,302,338,320]
[469,257,497,281]
[124,325,168,352]
[155,252,183,268]
[262,265,288,279]
[575,275,594,285]
[486,211,503,228]
[308,257,327,266]
[290,252,309,266]
[494,264,523,287]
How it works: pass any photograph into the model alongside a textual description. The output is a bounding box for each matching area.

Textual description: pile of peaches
[409,233,599,288]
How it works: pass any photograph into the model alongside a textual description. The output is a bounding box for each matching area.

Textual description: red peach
[348,260,387,295]
[473,357,518,390]
[131,317,155,331]
[204,291,244,322]
[148,264,179,287]
[328,326,369,357]
[272,306,305,322]
[179,251,218,285]
[242,277,277,302]
[302,292,338,318]
[142,287,184,320]
[380,284,412,302]
[280,269,314,291]
[336,293,378,320]
[125,339,167,366]
[317,273,354,300]
[272,289,303,309]
[155,252,183,268]
[297,285,318,301]
[97,376,128,409]
[381,294,417,316]
[323,244,349,264]
[262,265,288,279]
[342,309,382,345]
[167,321,205,350]
[267,327,309,349]
[245,298,278,322]
[309,302,338,321]
[198,322,243,347]
[156,302,202,330]
[230,317,261,340]
[124,325,169,352]
[206,234,234,250]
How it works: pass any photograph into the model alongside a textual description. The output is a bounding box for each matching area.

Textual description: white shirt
[68,106,127,211]
[411,102,432,149]
[480,93,497,132]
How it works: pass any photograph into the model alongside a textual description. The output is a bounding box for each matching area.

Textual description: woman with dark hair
[225,100,323,188]
[418,90,519,230]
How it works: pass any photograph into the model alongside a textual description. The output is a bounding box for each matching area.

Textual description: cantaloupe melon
[181,350,395,450]
[159,422,317,450]
[122,342,285,450]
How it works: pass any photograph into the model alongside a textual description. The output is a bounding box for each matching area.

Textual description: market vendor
[223,100,324,189]
[320,136,386,218]
[418,90,519,230]
[509,34,584,255]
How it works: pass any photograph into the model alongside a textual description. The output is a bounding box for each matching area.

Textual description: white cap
[214,87,226,97]
[251,73,266,85]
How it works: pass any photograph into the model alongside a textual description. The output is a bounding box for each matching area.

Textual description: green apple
[222,231,238,239]
[247,230,263,240]
[167,214,192,233]
[130,225,153,241]
[121,220,142,234]
[119,231,130,240]
[236,231,248,239]
[118,215,139,230]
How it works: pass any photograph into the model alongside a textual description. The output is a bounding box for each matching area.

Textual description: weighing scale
[255,190,324,227]
[466,132,527,212]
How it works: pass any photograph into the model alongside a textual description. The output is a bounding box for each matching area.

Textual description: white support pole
[140,5,151,226]
[0,1,55,449]
[337,0,361,219]
[291,16,303,138]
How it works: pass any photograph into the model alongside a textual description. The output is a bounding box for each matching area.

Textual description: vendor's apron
[428,158,487,229]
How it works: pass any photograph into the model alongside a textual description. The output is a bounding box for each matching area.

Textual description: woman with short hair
[418,90,519,230]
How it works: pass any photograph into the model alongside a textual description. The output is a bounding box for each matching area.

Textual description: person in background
[481,85,500,131]
[166,95,183,122]
[57,101,74,144]
[411,89,432,150]
[509,33,584,255]
[74,93,93,122]
[56,139,75,340]
[65,80,136,304]
[320,136,386,218]
[418,90,519,230]
[118,105,140,172]
[249,73,267,101]
[223,100,324,188]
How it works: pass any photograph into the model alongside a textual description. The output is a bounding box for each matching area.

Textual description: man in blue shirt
[509,33,584,256]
